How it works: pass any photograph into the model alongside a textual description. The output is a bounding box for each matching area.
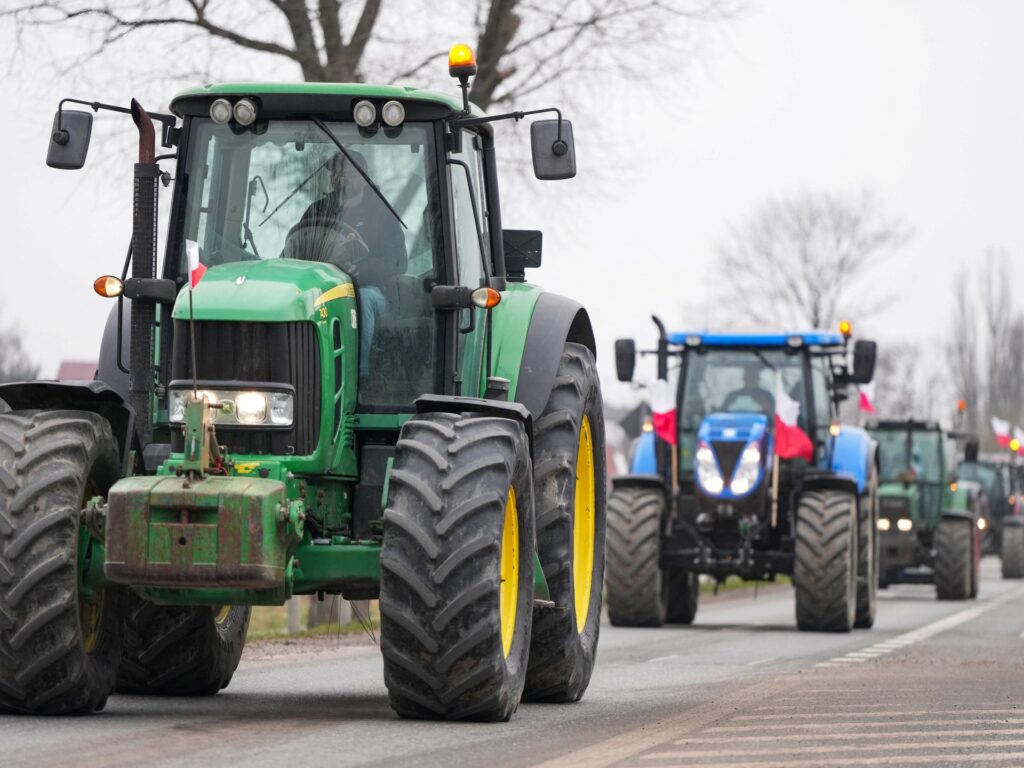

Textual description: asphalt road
[4,558,1023,768]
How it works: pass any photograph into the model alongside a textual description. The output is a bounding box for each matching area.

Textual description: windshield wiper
[259,161,327,228]
[242,175,268,257]
[310,116,407,230]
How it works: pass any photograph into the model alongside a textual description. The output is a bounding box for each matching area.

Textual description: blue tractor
[608,319,879,632]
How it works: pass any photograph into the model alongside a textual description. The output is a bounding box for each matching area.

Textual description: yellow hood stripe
[314,283,355,307]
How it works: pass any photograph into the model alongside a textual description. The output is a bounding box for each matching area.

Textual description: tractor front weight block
[104,475,304,592]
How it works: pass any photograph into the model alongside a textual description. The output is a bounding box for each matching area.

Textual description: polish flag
[649,373,677,446]
[186,239,207,288]
[992,416,1011,448]
[775,375,813,461]
[858,381,876,414]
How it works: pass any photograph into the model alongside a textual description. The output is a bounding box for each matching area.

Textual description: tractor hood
[878,481,919,523]
[695,413,769,500]
[171,259,355,324]
[697,412,769,446]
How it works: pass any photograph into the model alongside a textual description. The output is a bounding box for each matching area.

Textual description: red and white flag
[649,373,677,446]
[775,375,813,462]
[992,416,1011,448]
[858,381,876,414]
[186,239,207,288]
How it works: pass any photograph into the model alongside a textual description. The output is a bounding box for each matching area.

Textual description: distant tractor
[608,320,879,632]
[868,420,982,599]
[958,454,1024,579]
[0,45,607,720]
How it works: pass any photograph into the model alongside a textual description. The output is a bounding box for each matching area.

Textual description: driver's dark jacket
[289,190,406,285]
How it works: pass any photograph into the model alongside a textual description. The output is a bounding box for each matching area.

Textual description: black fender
[0,380,135,472]
[415,394,534,456]
[1004,516,1024,529]
[514,292,596,419]
[800,472,860,500]
[611,474,667,494]
[941,509,975,522]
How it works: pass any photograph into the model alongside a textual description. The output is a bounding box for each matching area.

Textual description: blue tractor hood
[697,412,769,445]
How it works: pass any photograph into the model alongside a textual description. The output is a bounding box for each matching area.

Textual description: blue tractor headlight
[729,443,761,495]
[696,441,724,495]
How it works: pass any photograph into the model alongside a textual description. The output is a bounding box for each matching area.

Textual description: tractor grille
[712,440,745,481]
[171,320,321,456]
[880,495,911,521]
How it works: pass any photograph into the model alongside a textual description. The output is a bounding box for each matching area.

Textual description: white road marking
[706,717,1024,733]
[730,709,1024,721]
[640,750,1024,766]
[649,738,1024,760]
[746,656,777,666]
[673,727,1024,745]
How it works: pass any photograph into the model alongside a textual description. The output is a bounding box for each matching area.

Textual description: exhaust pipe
[129,99,160,448]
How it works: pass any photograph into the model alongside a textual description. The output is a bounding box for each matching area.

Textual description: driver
[722,364,774,413]
[286,150,407,374]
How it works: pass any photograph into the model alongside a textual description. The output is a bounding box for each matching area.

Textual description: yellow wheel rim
[573,415,596,633]
[499,487,519,659]
[213,606,232,626]
[80,593,102,653]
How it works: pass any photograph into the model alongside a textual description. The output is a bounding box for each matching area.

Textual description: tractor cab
[607,319,881,632]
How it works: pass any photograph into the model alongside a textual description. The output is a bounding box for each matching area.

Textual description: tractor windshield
[679,349,811,468]
[179,119,440,283]
[874,429,943,484]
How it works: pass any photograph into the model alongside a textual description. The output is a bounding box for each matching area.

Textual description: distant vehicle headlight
[896,518,913,532]
[729,443,761,495]
[696,441,724,495]
[877,518,891,532]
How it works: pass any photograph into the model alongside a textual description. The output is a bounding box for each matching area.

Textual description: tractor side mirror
[851,340,876,384]
[502,229,542,282]
[615,338,636,382]
[531,119,576,180]
[47,109,93,169]
[964,439,980,463]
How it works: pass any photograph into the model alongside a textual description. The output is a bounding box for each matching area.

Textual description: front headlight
[729,443,761,495]
[696,441,724,495]
[168,385,294,428]
[896,518,913,532]
[877,518,891,532]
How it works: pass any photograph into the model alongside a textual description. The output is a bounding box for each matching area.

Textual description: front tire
[794,489,857,632]
[380,413,535,721]
[1002,524,1024,579]
[0,410,124,714]
[606,487,667,627]
[665,569,700,625]
[935,517,973,600]
[117,596,250,696]
[524,343,606,703]
[854,468,879,629]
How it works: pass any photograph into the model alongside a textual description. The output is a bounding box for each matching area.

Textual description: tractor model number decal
[313,283,355,307]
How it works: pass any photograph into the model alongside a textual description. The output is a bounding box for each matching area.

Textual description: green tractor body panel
[486,281,543,397]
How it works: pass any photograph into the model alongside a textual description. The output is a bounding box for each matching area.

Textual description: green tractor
[868,420,981,599]
[0,45,606,721]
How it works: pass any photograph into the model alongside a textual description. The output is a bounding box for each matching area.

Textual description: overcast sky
[2,0,1022,406]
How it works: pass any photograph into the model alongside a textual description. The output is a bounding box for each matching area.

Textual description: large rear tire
[380,413,535,721]
[794,489,857,632]
[935,517,973,600]
[524,344,606,703]
[1002,524,1024,579]
[606,487,667,627]
[117,596,250,696]
[854,467,879,629]
[665,569,700,625]
[0,410,124,714]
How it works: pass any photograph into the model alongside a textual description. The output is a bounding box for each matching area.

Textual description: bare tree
[4,1,736,111]
[0,325,40,383]
[946,266,981,435]
[715,191,912,329]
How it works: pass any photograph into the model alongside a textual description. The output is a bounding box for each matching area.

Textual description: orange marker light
[94,275,124,298]
[471,286,501,309]
[449,43,478,77]
[957,398,968,413]
[838,319,852,338]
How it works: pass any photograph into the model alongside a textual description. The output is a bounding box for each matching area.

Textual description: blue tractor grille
[712,440,745,481]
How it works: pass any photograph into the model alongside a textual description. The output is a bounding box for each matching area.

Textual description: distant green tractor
[869,420,981,599]
[957,456,1024,579]
[0,46,606,721]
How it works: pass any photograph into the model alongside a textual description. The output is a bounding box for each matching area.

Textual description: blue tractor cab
[607,318,879,632]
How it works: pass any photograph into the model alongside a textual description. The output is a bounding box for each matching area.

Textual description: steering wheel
[281,223,370,278]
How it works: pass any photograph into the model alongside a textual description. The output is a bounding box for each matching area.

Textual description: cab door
[447,129,492,397]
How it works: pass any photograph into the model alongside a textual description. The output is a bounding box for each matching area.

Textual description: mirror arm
[55,98,178,148]
[451,107,566,154]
